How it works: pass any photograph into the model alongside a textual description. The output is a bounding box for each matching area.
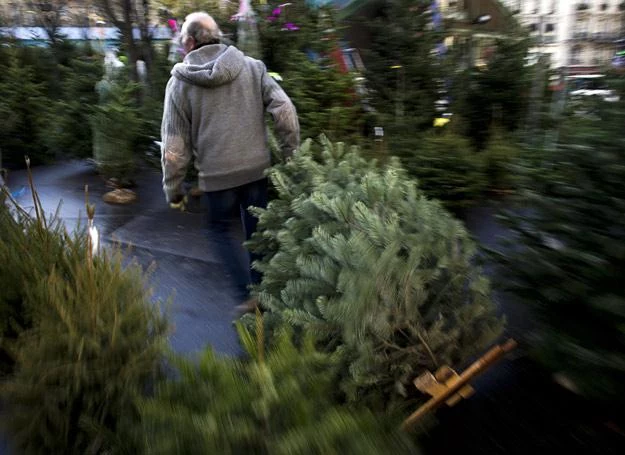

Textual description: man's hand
[169,195,188,211]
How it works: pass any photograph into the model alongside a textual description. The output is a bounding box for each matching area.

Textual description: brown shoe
[190,187,204,198]
[235,296,259,315]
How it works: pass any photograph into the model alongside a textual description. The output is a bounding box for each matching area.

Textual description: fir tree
[493,76,625,403]
[0,189,77,372]
[454,37,532,150]
[280,51,363,142]
[0,184,168,453]
[91,78,142,183]
[47,50,104,159]
[139,322,417,454]
[392,131,488,210]
[259,1,364,141]
[360,0,443,133]
[246,137,503,407]
[3,248,167,454]
[0,49,52,167]
[481,129,522,194]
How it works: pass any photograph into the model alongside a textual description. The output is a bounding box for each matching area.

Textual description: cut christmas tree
[0,179,167,453]
[246,136,503,408]
[92,77,141,186]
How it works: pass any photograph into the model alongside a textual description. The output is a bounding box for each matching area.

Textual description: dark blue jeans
[203,178,268,287]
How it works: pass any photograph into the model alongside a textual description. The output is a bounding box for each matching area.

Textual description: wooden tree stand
[102,188,137,205]
[403,339,518,431]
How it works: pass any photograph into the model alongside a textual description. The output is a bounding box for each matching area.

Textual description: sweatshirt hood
[172,44,245,87]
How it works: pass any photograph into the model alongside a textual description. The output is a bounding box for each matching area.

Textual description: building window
[571,45,583,65]
[600,3,608,11]
[546,24,555,33]
[528,23,538,33]
[550,1,557,14]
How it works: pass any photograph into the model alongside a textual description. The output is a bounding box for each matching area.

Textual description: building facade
[0,1,103,27]
[501,0,625,72]
[0,1,171,48]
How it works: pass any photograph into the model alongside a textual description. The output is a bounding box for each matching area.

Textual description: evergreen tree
[0,50,52,167]
[91,78,141,183]
[0,185,168,453]
[360,0,443,133]
[9,44,58,95]
[259,1,364,141]
[0,188,77,372]
[481,129,522,194]
[493,75,625,403]
[47,50,104,159]
[454,37,532,150]
[280,51,363,142]
[0,42,107,163]
[393,128,523,209]
[140,323,417,454]
[246,137,503,407]
[392,131,488,210]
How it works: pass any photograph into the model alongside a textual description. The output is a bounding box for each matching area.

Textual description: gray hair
[180,12,222,47]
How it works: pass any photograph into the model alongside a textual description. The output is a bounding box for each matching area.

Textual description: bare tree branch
[94,0,149,84]
[26,0,68,45]
[96,0,124,29]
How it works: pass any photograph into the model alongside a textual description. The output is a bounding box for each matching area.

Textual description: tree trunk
[121,0,139,84]
[140,0,153,76]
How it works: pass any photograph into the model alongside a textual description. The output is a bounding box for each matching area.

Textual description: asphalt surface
[7,161,249,357]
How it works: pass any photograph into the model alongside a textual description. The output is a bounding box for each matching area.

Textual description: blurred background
[0,1,624,454]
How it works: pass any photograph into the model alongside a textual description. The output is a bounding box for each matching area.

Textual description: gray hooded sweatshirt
[161,44,299,202]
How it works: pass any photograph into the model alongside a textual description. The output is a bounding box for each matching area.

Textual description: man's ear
[183,37,196,54]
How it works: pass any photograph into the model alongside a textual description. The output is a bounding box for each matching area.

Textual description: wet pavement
[463,204,534,342]
[7,160,249,357]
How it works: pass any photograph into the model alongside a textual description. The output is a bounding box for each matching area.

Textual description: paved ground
[8,161,249,357]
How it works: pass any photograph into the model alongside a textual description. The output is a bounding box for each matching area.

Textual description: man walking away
[160,12,300,313]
